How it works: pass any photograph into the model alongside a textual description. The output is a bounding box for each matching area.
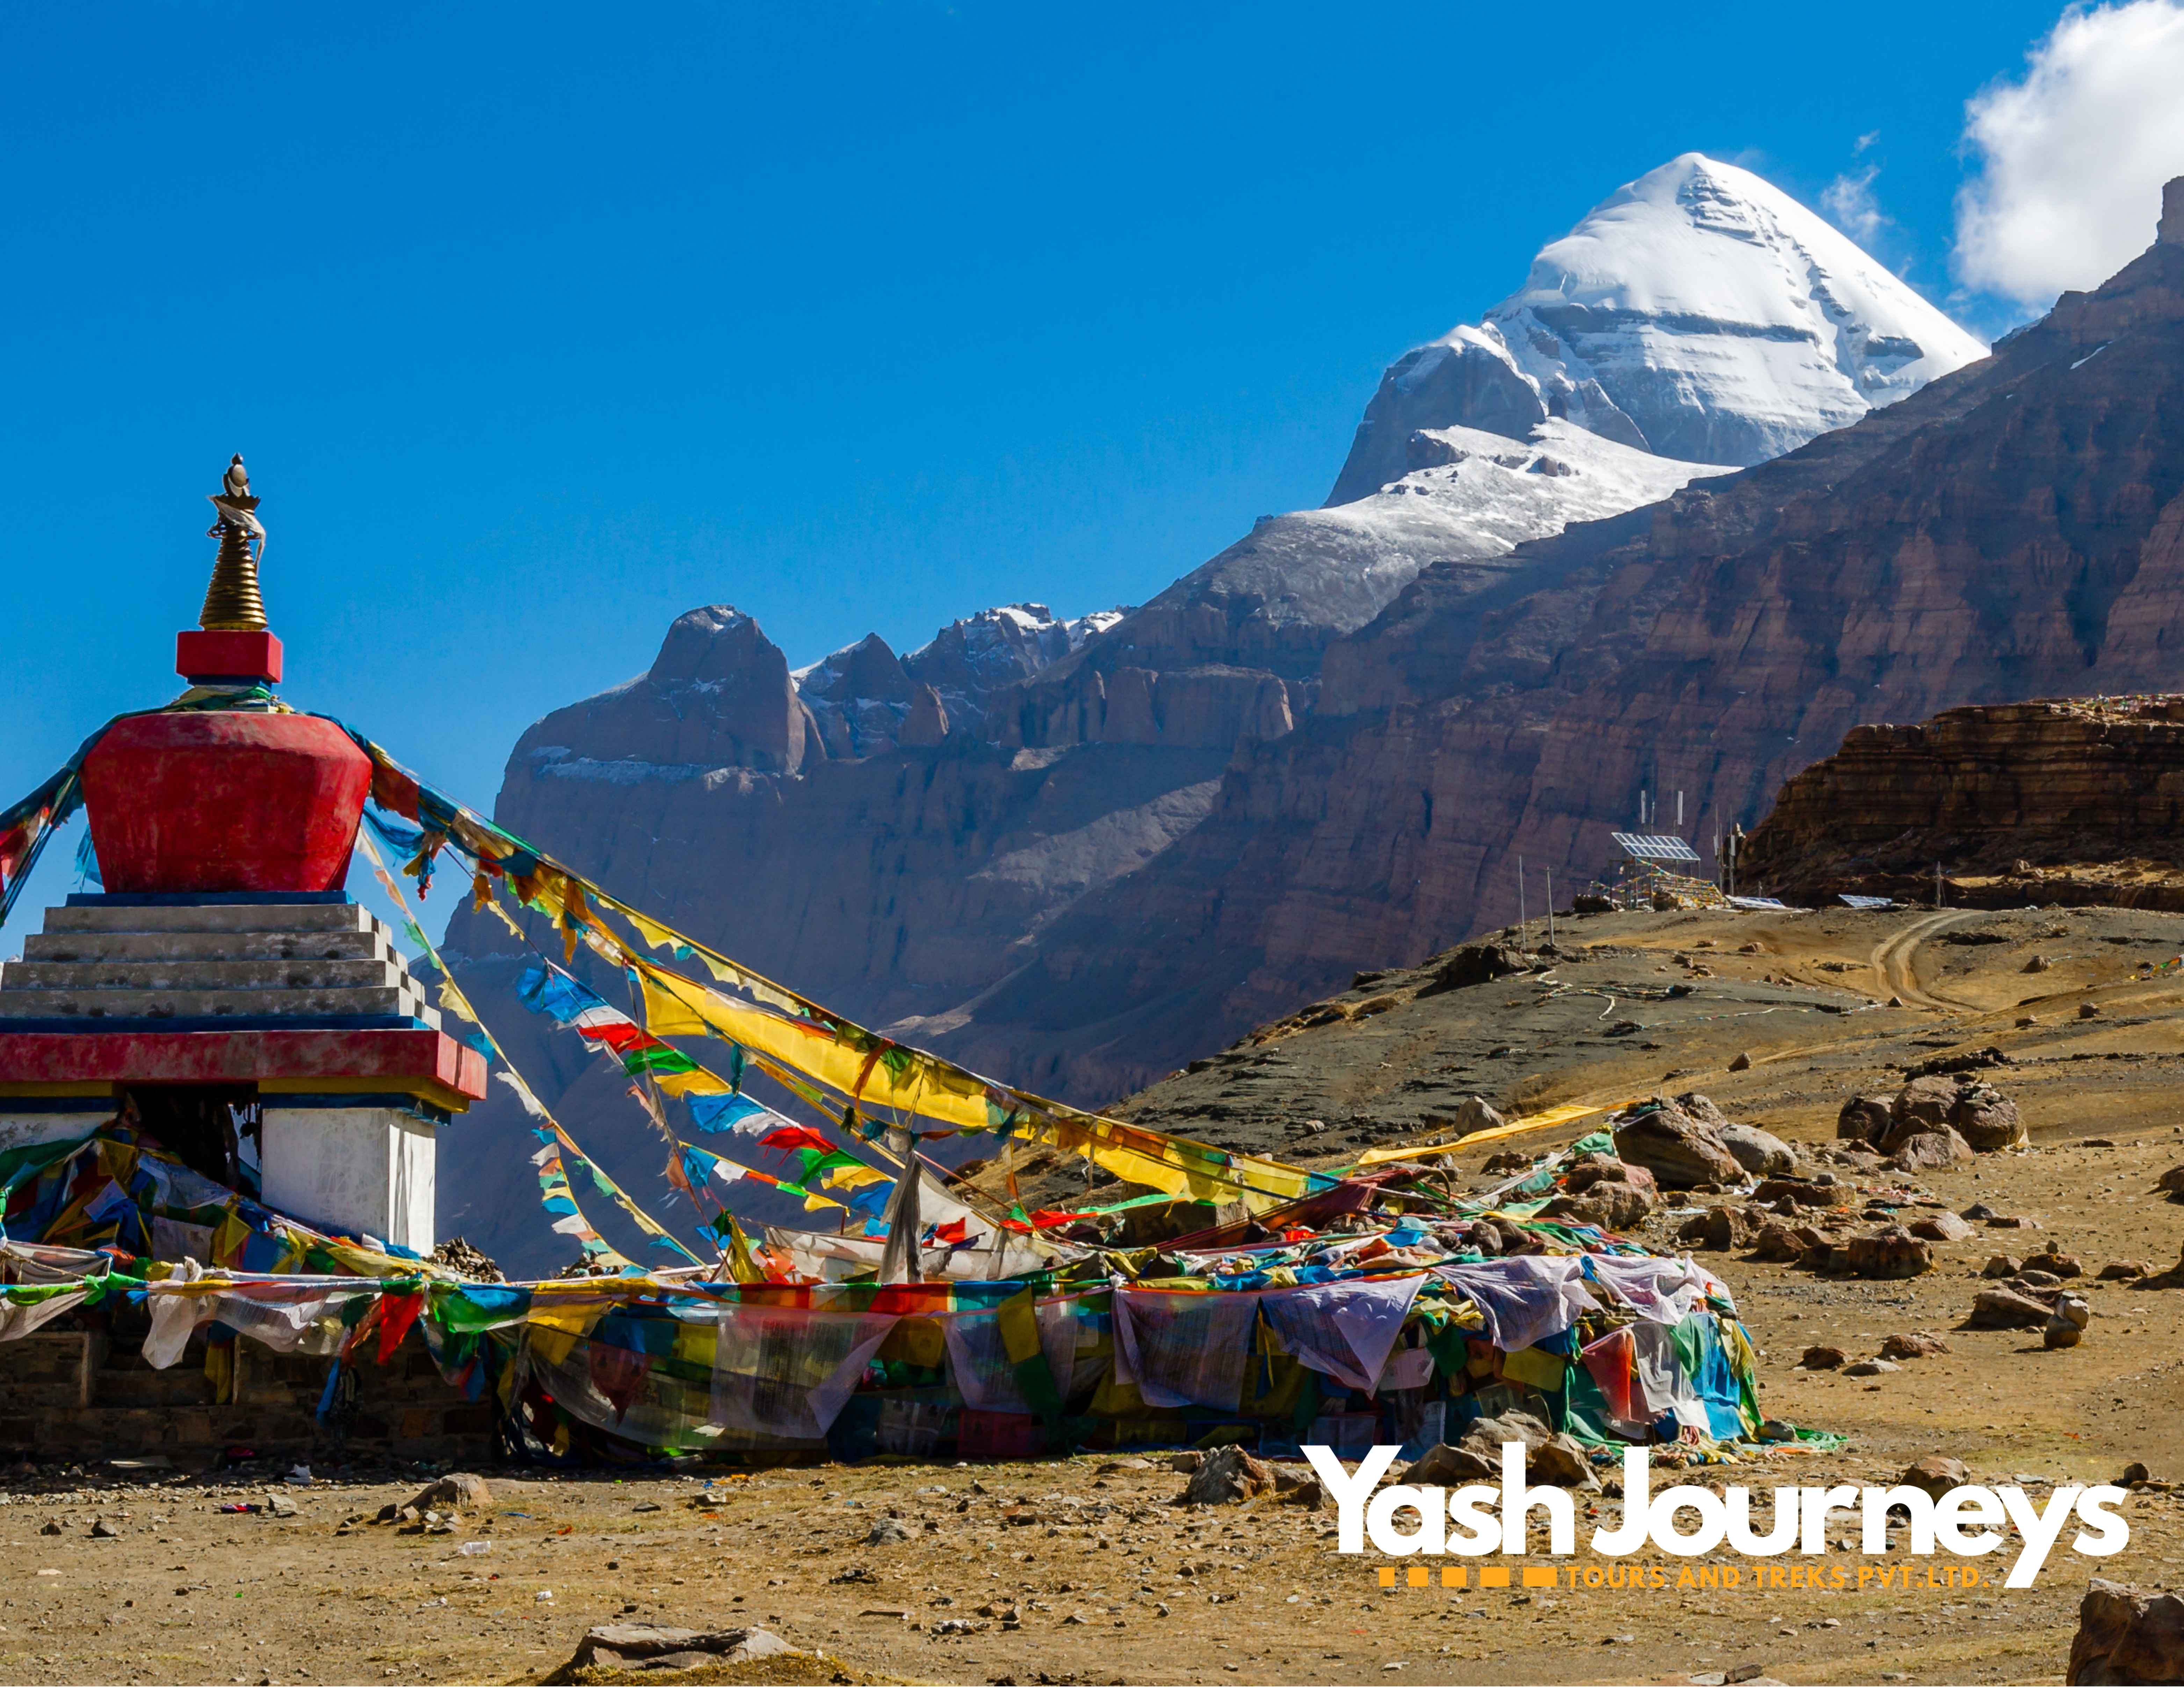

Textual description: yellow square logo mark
[1521,1567,1556,1588]
[1406,1568,1429,1588]
[1441,1568,1466,1589]
[1377,1567,1396,1587]
[1480,1567,1511,1588]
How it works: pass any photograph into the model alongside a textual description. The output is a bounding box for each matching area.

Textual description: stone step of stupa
[0,897,440,1030]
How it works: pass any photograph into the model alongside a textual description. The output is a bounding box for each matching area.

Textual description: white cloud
[1954,0,2184,304]
[1822,164,1886,246]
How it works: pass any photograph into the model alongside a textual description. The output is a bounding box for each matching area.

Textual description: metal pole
[1517,856,1527,946]
[1546,868,1555,946]
[1935,860,1943,910]
[1677,790,1684,830]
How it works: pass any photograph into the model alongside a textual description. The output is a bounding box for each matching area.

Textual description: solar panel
[1838,893,1896,910]
[1611,831,1701,863]
[1727,895,1792,910]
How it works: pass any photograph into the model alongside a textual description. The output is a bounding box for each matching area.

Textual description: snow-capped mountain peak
[1329,153,1987,500]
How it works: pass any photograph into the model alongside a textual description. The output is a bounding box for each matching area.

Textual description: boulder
[1881,1332,1951,1359]
[1909,1210,1975,1243]
[1459,1411,1553,1456]
[1837,1095,1894,1144]
[1845,1226,1933,1279]
[1754,1176,1845,1211]
[1953,1084,2026,1151]
[865,1517,914,1544]
[1900,1455,1970,1500]
[1890,1127,1972,1173]
[563,1625,793,1674]
[1969,1287,2055,1329]
[1728,1051,1753,1072]
[1843,1359,1899,1377]
[1529,1434,1600,1490]
[1613,1100,1743,1189]
[1887,1074,1961,1147]
[1177,1445,1275,1505]
[1749,1221,1804,1262]
[2068,1578,2184,1684]
[1983,1255,2024,1278]
[1544,1176,1655,1230]
[405,1473,492,1514]
[1674,1092,1734,1127]
[1719,1123,1798,1177]
[2157,1166,2184,1200]
[2098,1261,2149,1281]
[1400,1444,1495,1486]
[1799,1346,1848,1370]
[1701,1205,1759,1250]
[2025,1252,2084,1279]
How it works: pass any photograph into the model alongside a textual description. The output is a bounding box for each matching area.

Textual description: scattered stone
[1799,1346,1849,1370]
[1528,1434,1601,1490]
[1727,1051,1753,1072]
[1749,1222,1805,1263]
[405,1473,492,1514]
[1845,1226,1933,1279]
[266,1493,299,1519]
[1837,1095,1894,1144]
[2025,1252,2084,1279]
[1887,1074,1962,1143]
[1165,1452,1204,1474]
[1900,1456,1970,1500]
[1843,1359,1900,1377]
[2157,1166,2184,1201]
[1887,995,1904,1008]
[2067,1578,2184,1684]
[1401,1444,1496,1485]
[2017,1015,2039,1028]
[1910,1210,1974,1243]
[38,1520,60,1536]
[89,1518,118,1538]
[1719,1122,1797,1177]
[865,1517,914,1545]
[1280,1477,1324,1510]
[1881,1332,1951,1360]
[1890,1127,1973,1173]
[562,1624,792,1675]
[1613,1099,1743,1189]
[2121,1463,2153,1487]
[1983,1255,2025,1278]
[1970,1287,2055,1329]
[1459,1411,1554,1456]
[2024,955,2052,973]
[2099,1261,2149,1281]
[1177,1445,1275,1506]
[1952,1083,2026,1150]
[2080,1002,2102,1018]
[1095,1457,1152,1473]
[1987,1214,2042,1230]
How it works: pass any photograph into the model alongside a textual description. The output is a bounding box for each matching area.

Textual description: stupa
[0,458,485,1251]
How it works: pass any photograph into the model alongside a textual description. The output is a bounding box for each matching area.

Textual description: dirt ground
[12,902,2184,1687]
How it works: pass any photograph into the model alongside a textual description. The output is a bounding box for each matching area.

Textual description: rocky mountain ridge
[1740,694,2184,909]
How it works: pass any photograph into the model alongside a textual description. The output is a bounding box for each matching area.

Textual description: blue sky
[0,0,2114,944]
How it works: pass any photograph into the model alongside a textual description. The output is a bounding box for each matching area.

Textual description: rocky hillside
[1740,694,2184,908]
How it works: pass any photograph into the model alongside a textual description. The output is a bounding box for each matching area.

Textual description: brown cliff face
[1739,696,2184,907]
[934,190,2184,1099]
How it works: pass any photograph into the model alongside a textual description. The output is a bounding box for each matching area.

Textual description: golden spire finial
[198,453,268,631]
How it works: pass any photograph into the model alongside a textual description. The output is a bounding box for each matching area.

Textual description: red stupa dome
[80,456,370,894]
